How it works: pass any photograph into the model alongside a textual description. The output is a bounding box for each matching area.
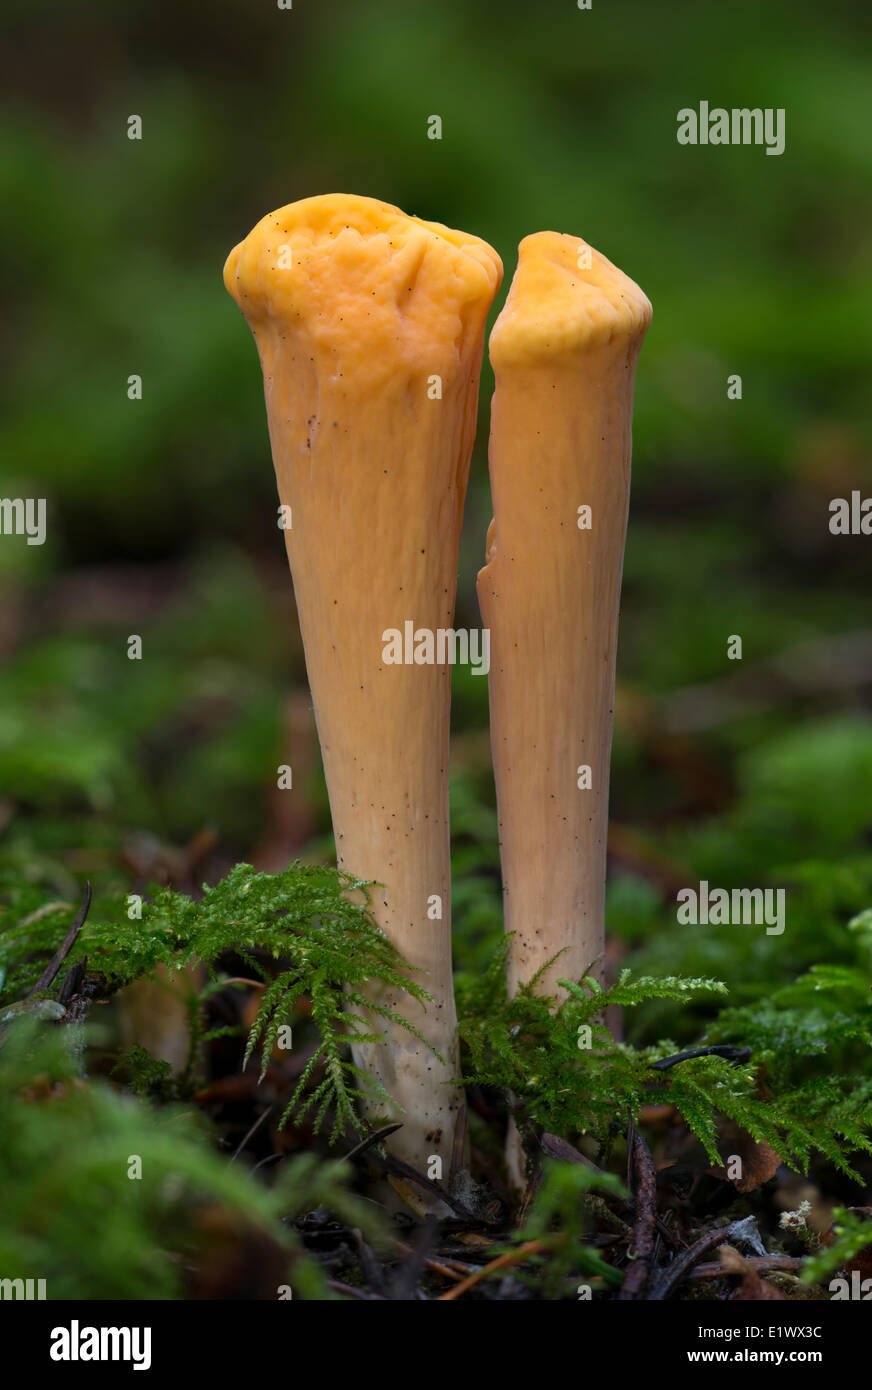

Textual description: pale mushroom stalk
[477,233,651,1003]
[225,195,501,1172]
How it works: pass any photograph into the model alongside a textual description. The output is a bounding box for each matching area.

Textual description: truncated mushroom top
[478,229,651,1020]
[489,231,651,369]
[222,193,501,1174]
[224,192,502,387]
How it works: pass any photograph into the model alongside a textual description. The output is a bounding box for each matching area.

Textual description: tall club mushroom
[225,194,501,1172]
[477,232,651,1004]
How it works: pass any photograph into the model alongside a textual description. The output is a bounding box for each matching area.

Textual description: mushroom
[477,232,651,1001]
[224,194,501,1171]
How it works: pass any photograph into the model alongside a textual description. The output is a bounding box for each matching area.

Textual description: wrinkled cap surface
[224,192,502,377]
[489,231,651,368]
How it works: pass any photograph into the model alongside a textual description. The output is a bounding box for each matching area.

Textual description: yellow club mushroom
[225,194,501,1172]
[478,232,651,1003]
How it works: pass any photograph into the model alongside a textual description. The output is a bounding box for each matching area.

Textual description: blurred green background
[1,0,871,1032]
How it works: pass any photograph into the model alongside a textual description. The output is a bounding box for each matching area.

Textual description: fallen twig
[618,1130,657,1300]
[352,1227,388,1297]
[541,1132,601,1169]
[649,1229,730,1300]
[541,1131,679,1248]
[25,882,92,1000]
[438,1238,557,1301]
[388,1214,439,1300]
[649,1045,751,1071]
[689,1255,804,1281]
[650,1217,766,1300]
[327,1280,385,1301]
[230,1104,275,1162]
[344,1122,403,1164]
[392,1238,471,1283]
[367,1149,479,1222]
